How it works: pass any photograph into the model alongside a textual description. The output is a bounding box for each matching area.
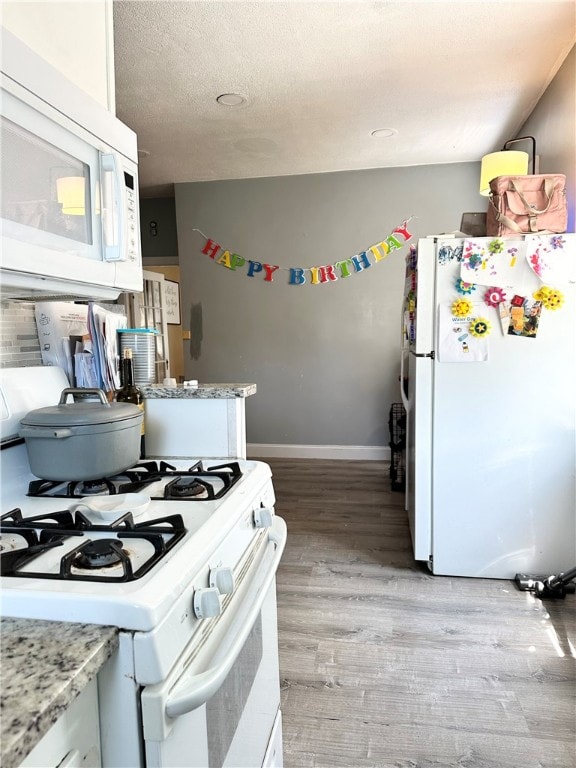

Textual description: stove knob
[193,587,221,619]
[210,566,235,595]
[253,507,273,529]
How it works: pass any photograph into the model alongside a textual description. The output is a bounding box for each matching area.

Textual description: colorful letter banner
[193,218,414,286]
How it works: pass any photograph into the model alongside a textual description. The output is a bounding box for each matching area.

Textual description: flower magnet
[488,238,505,254]
[452,298,473,318]
[484,286,507,307]
[533,286,564,311]
[455,278,476,295]
[469,317,492,337]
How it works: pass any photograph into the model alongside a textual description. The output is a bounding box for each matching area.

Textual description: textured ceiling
[112,1,575,198]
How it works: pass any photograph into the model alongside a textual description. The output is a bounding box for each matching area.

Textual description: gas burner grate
[26,460,243,500]
[0,510,67,576]
[0,508,187,582]
[25,462,171,498]
[2,507,76,528]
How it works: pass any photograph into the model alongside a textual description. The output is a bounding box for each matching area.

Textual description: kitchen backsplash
[0,300,43,368]
[1,300,127,369]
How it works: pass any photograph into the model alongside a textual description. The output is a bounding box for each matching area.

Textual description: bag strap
[487,196,523,233]
[509,177,556,214]
[492,208,524,233]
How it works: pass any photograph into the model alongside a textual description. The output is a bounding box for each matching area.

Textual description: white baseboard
[247,443,390,461]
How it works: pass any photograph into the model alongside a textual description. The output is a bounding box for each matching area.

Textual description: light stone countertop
[140,383,257,399]
[0,618,118,768]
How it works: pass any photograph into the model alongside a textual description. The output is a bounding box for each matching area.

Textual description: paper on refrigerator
[525,234,576,285]
[459,238,532,291]
[437,303,488,363]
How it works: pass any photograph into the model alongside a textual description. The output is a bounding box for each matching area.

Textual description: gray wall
[140,197,179,265]
[175,161,485,452]
[518,45,575,231]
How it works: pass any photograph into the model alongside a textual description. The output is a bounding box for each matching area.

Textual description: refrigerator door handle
[400,348,410,412]
[413,351,435,359]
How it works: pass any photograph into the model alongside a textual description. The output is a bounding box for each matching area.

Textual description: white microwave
[0,29,143,300]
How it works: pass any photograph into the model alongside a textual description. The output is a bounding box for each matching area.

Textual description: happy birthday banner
[192,217,414,286]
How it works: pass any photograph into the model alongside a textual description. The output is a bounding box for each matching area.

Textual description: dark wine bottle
[117,348,146,458]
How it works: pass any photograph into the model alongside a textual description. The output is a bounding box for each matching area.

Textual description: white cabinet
[1,0,114,110]
[19,679,101,768]
[144,396,247,458]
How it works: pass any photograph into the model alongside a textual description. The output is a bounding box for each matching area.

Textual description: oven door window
[142,584,280,768]
[207,614,263,767]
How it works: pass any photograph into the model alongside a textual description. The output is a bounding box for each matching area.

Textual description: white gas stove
[0,367,286,768]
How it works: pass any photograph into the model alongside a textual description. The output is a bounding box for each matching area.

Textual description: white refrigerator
[400,233,576,579]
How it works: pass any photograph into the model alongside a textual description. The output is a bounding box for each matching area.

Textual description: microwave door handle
[141,516,287,742]
[100,153,126,262]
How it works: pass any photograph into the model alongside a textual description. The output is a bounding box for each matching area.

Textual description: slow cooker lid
[20,400,142,427]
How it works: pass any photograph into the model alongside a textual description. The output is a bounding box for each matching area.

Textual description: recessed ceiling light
[370,128,398,138]
[216,93,247,107]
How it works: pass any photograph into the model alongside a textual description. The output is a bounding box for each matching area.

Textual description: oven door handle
[142,516,287,740]
[166,516,286,717]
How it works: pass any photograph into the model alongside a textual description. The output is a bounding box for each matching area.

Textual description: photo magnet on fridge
[508,295,542,338]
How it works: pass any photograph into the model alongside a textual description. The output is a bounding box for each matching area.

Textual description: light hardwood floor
[266,458,576,768]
